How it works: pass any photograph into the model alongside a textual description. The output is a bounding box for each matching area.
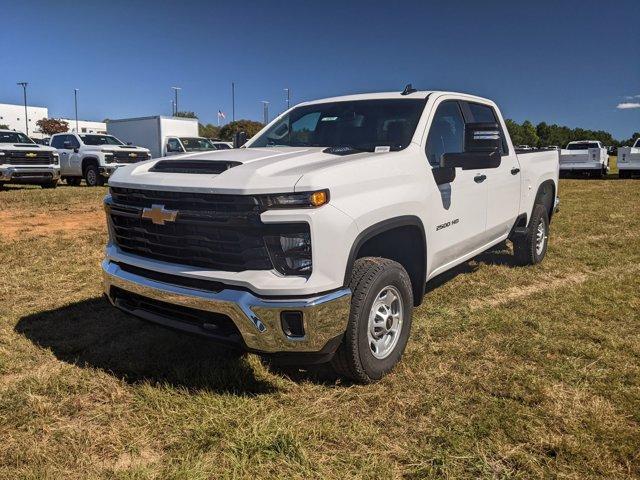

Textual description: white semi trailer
[107,116,206,159]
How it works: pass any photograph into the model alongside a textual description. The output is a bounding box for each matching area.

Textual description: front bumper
[99,165,120,178]
[0,165,60,183]
[102,259,351,354]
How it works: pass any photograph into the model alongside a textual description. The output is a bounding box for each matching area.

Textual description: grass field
[1,168,639,478]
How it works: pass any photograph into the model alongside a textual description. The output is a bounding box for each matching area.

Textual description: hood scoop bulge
[149,159,242,174]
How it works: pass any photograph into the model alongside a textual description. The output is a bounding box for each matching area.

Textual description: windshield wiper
[323,145,372,155]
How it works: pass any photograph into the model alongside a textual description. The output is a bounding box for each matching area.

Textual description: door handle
[474,174,486,183]
[511,167,520,175]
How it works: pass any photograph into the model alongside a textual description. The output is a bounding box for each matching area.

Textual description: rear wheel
[331,257,413,383]
[513,204,549,265]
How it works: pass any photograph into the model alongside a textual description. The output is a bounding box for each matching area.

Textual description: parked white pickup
[559,140,609,177]
[102,89,560,383]
[0,129,60,189]
[617,138,640,179]
[50,132,151,186]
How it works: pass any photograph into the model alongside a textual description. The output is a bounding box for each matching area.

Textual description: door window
[51,135,66,149]
[463,102,508,154]
[425,101,465,167]
[167,138,183,152]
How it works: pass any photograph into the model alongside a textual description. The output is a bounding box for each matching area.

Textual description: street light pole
[261,101,270,124]
[231,82,235,122]
[74,89,79,132]
[284,88,290,110]
[17,82,28,135]
[171,86,181,115]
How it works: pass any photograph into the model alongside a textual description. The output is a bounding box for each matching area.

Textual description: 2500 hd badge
[436,218,459,231]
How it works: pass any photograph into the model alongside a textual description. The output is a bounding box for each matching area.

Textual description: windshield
[567,142,599,150]
[180,137,216,151]
[249,99,425,151]
[80,134,124,146]
[214,142,231,150]
[0,131,34,144]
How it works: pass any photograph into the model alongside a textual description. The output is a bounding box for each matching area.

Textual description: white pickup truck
[559,140,609,177]
[617,138,640,179]
[50,132,151,186]
[102,89,559,383]
[0,129,60,189]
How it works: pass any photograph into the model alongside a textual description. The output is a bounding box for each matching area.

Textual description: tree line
[505,119,639,148]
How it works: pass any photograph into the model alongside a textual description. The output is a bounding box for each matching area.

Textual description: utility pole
[261,101,270,124]
[17,82,28,135]
[74,89,79,132]
[171,86,181,115]
[284,88,290,110]
[231,82,235,122]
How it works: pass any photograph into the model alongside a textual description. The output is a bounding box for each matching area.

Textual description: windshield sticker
[375,146,391,153]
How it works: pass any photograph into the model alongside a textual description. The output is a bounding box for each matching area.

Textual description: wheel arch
[533,179,556,224]
[344,216,427,307]
[81,156,100,173]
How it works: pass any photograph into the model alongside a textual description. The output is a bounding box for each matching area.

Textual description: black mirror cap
[465,122,502,153]
[233,131,247,148]
[440,150,501,170]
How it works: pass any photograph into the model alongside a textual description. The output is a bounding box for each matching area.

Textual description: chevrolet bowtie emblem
[128,152,137,157]
[26,152,37,158]
[141,204,178,225]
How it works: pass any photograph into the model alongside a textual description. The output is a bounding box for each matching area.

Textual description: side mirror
[233,131,247,148]
[440,122,502,170]
[73,147,79,153]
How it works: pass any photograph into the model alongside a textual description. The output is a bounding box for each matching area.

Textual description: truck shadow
[15,297,277,395]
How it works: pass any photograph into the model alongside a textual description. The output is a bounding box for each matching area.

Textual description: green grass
[0,178,639,479]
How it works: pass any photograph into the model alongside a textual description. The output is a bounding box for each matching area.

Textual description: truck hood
[0,143,57,152]
[109,146,379,194]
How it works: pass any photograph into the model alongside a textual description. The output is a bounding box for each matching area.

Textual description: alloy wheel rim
[535,219,547,255]
[367,285,403,359]
[87,170,96,185]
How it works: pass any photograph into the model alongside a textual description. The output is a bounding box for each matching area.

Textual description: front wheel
[84,164,103,187]
[331,257,413,383]
[66,177,82,186]
[513,204,549,265]
[41,180,58,189]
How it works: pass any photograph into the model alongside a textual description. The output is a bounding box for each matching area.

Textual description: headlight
[258,189,329,209]
[264,230,312,276]
[52,152,59,165]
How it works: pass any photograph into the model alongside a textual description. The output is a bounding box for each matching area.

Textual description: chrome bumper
[102,260,351,354]
[0,165,60,182]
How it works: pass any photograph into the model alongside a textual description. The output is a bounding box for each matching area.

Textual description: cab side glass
[425,101,465,167]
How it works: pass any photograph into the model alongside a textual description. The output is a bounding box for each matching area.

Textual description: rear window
[567,142,599,150]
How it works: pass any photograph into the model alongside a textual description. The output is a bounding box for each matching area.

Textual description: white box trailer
[617,138,640,179]
[107,116,199,159]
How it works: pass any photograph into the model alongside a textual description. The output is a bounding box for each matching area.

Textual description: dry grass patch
[0,179,639,479]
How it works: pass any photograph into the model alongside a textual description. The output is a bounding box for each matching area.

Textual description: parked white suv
[617,138,640,179]
[50,132,151,186]
[102,89,559,383]
[0,129,60,189]
[559,140,609,177]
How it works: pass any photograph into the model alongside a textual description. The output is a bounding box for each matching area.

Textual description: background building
[0,103,49,138]
[60,119,107,135]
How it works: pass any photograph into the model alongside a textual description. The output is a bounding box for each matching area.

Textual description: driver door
[423,100,489,276]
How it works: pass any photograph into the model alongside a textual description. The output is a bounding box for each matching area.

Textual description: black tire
[84,163,101,187]
[41,180,58,189]
[513,204,549,266]
[331,257,413,383]
[66,177,82,186]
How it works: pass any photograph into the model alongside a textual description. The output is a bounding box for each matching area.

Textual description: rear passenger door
[424,100,489,274]
[461,101,519,239]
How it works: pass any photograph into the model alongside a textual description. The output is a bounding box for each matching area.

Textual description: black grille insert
[107,187,309,271]
[5,150,55,165]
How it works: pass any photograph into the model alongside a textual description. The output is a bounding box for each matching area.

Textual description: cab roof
[297,90,494,106]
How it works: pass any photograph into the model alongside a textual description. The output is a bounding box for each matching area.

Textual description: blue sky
[1,0,638,139]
